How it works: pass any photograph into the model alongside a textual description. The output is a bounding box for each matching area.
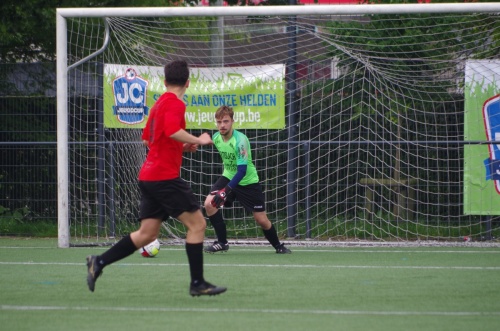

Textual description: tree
[0,0,180,63]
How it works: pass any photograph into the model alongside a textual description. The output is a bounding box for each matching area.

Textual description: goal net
[56,3,500,247]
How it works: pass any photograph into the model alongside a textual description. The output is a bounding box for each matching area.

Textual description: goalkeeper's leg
[254,212,291,254]
[203,195,229,253]
[205,211,229,253]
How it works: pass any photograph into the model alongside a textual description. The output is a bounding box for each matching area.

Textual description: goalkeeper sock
[99,234,137,266]
[185,242,204,285]
[208,210,227,244]
[263,224,281,248]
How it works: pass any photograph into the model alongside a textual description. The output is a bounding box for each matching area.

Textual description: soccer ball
[139,239,160,257]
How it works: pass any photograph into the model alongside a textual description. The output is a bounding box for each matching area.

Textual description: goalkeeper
[204,106,291,254]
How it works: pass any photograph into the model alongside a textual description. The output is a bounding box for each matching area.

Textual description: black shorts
[211,177,266,213]
[139,178,200,221]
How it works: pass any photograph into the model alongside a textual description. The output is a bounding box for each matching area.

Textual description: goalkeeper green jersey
[213,129,259,186]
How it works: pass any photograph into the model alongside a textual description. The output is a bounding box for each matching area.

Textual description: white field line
[1,304,499,317]
[1,246,500,254]
[0,261,499,270]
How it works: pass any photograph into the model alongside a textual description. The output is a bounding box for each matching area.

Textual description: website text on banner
[103,64,285,130]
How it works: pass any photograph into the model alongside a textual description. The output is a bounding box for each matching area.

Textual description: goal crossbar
[57,3,500,18]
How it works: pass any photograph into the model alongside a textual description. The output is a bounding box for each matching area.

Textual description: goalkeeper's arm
[211,165,247,208]
[228,164,247,189]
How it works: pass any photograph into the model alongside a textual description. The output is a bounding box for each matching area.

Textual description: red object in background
[200,0,265,5]
[298,0,360,4]
[299,0,432,3]
[199,0,434,5]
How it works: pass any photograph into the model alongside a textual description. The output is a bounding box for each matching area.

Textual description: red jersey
[138,92,186,181]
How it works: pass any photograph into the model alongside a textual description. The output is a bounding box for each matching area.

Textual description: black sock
[186,242,204,285]
[98,234,137,267]
[263,224,281,248]
[208,210,227,244]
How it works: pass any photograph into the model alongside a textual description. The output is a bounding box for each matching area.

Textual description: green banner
[103,64,285,129]
[463,60,500,215]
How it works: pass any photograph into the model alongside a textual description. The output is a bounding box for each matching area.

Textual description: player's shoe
[86,255,103,292]
[204,241,229,253]
[190,281,227,297]
[275,243,292,254]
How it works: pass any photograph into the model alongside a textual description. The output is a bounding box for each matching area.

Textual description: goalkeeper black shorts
[210,176,266,213]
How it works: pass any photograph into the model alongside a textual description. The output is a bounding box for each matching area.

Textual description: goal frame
[56,3,500,248]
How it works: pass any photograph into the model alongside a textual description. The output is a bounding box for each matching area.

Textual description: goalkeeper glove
[210,186,232,208]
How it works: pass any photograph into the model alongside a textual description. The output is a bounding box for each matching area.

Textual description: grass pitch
[1,238,499,331]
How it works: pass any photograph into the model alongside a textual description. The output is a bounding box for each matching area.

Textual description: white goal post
[57,3,500,248]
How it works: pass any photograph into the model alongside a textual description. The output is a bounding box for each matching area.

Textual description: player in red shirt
[86,60,226,296]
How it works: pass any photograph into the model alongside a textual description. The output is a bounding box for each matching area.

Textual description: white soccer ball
[139,239,160,257]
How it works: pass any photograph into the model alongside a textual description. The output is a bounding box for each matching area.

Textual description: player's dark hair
[164,60,189,87]
[215,106,234,120]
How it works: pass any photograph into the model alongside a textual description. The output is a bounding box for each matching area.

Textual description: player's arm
[142,106,155,147]
[163,102,212,146]
[170,129,212,146]
[183,143,198,153]
[228,165,246,188]
[141,125,151,147]
[231,134,251,188]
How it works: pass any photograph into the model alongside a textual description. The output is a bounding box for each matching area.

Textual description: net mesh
[62,7,500,245]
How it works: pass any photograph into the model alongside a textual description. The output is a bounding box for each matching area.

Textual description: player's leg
[177,209,227,296]
[86,218,162,292]
[203,177,230,253]
[171,178,226,296]
[253,211,291,254]
[237,183,292,254]
[130,218,163,246]
[86,180,164,292]
[204,195,229,253]
[178,209,206,243]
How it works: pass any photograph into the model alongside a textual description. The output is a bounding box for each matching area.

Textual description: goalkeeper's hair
[215,105,234,120]
[164,59,189,87]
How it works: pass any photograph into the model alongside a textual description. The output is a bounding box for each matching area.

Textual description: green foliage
[0,0,186,63]
[0,205,57,236]
[0,99,55,141]
[0,205,9,215]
